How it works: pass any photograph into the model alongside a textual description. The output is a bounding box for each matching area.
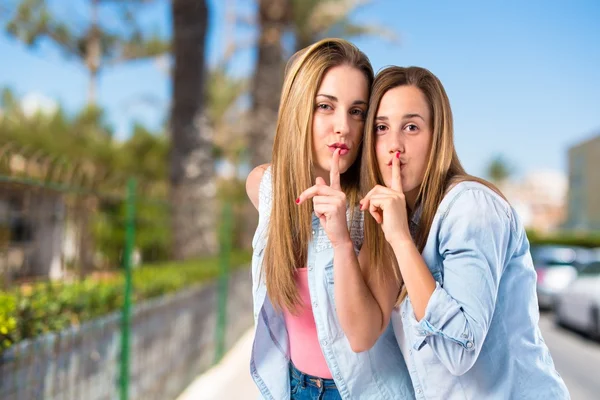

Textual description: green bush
[527,230,600,248]
[0,250,250,352]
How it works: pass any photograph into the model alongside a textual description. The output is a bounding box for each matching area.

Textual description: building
[501,170,567,233]
[564,134,600,232]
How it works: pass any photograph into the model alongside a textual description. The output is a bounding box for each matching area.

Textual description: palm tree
[4,0,170,105]
[169,0,215,260]
[291,0,397,51]
[207,68,247,166]
[247,0,290,168]
[247,0,396,167]
[486,155,513,184]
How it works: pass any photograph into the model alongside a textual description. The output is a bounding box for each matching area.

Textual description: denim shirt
[391,181,570,400]
[250,168,416,400]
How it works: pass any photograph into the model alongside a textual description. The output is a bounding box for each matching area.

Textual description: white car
[554,261,600,340]
[532,245,588,309]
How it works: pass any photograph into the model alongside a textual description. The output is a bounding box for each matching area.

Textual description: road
[539,313,600,400]
[177,314,600,400]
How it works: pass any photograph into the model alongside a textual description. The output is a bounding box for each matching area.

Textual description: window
[580,262,600,277]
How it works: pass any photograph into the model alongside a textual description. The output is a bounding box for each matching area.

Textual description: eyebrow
[316,94,367,106]
[375,113,426,122]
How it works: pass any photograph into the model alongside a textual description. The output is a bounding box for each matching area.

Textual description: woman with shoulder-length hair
[246,40,415,400]
[354,66,570,399]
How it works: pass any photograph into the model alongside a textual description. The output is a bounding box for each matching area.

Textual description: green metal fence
[0,146,252,400]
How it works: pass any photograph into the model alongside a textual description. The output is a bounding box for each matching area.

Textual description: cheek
[349,120,365,141]
[419,137,433,168]
[312,115,329,141]
[375,140,387,167]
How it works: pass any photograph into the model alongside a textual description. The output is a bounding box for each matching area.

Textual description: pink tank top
[282,268,333,379]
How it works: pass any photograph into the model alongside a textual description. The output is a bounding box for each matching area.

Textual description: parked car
[531,245,591,309]
[554,261,600,340]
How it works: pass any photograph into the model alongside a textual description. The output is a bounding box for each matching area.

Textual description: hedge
[527,230,600,249]
[0,250,251,352]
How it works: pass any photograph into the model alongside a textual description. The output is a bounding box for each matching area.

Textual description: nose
[334,111,351,136]
[388,130,405,155]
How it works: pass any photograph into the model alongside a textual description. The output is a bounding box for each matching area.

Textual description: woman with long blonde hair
[355,66,570,399]
[246,40,415,399]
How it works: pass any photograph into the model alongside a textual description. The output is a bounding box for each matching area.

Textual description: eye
[404,123,419,133]
[375,124,388,134]
[316,103,332,111]
[350,108,366,119]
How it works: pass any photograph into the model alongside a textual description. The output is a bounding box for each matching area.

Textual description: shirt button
[402,312,406,318]
[461,333,469,338]
[309,266,313,271]
[466,341,474,349]
[322,340,328,346]
[313,302,318,308]
[419,330,426,336]
[312,230,316,235]
[416,388,422,395]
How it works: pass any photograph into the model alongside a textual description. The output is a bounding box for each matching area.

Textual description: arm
[400,189,512,376]
[245,163,270,210]
[297,151,397,352]
[333,240,401,353]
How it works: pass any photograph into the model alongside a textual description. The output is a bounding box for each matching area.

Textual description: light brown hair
[264,38,374,313]
[361,66,504,301]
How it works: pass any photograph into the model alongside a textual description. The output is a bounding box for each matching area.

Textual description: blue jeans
[289,363,341,400]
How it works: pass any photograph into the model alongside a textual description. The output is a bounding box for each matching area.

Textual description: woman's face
[311,64,369,183]
[374,85,432,207]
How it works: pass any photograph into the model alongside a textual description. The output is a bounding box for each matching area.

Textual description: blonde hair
[361,66,504,302]
[264,38,374,313]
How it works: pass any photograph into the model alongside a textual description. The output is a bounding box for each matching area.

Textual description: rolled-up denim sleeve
[409,188,515,376]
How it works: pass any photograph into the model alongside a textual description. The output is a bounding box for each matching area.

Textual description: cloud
[20,92,59,117]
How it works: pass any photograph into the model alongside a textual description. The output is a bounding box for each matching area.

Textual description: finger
[312,195,343,205]
[330,148,341,191]
[359,198,368,211]
[369,202,382,224]
[391,151,402,192]
[315,176,327,186]
[360,185,390,209]
[319,215,327,226]
[297,185,341,204]
[313,204,339,221]
[369,196,390,210]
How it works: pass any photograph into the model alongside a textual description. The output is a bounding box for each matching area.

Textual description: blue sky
[0,0,598,178]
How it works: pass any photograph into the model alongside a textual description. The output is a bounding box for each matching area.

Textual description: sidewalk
[176,328,258,400]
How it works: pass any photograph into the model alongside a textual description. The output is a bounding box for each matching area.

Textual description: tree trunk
[169,0,216,260]
[248,0,290,168]
[295,33,313,53]
[86,0,101,105]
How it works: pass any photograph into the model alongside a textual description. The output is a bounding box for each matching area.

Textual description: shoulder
[246,163,270,210]
[437,181,516,236]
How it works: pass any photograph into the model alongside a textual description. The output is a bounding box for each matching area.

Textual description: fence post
[120,178,136,400]
[214,201,233,364]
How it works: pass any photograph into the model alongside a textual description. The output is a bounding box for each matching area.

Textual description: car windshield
[532,246,578,267]
[580,262,600,277]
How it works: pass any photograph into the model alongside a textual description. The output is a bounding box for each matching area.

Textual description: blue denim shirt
[250,168,415,400]
[391,181,570,399]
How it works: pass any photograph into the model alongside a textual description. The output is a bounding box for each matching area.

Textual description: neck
[405,187,419,211]
[313,166,330,185]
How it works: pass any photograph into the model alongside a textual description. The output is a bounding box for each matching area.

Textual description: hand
[297,149,351,248]
[360,152,412,247]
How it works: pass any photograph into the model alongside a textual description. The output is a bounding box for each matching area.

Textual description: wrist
[390,237,416,256]
[332,236,354,251]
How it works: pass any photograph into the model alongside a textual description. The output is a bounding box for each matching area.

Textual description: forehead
[377,85,430,117]
[317,65,369,100]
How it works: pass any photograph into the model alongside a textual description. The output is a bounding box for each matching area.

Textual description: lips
[328,143,350,156]
[387,159,407,169]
